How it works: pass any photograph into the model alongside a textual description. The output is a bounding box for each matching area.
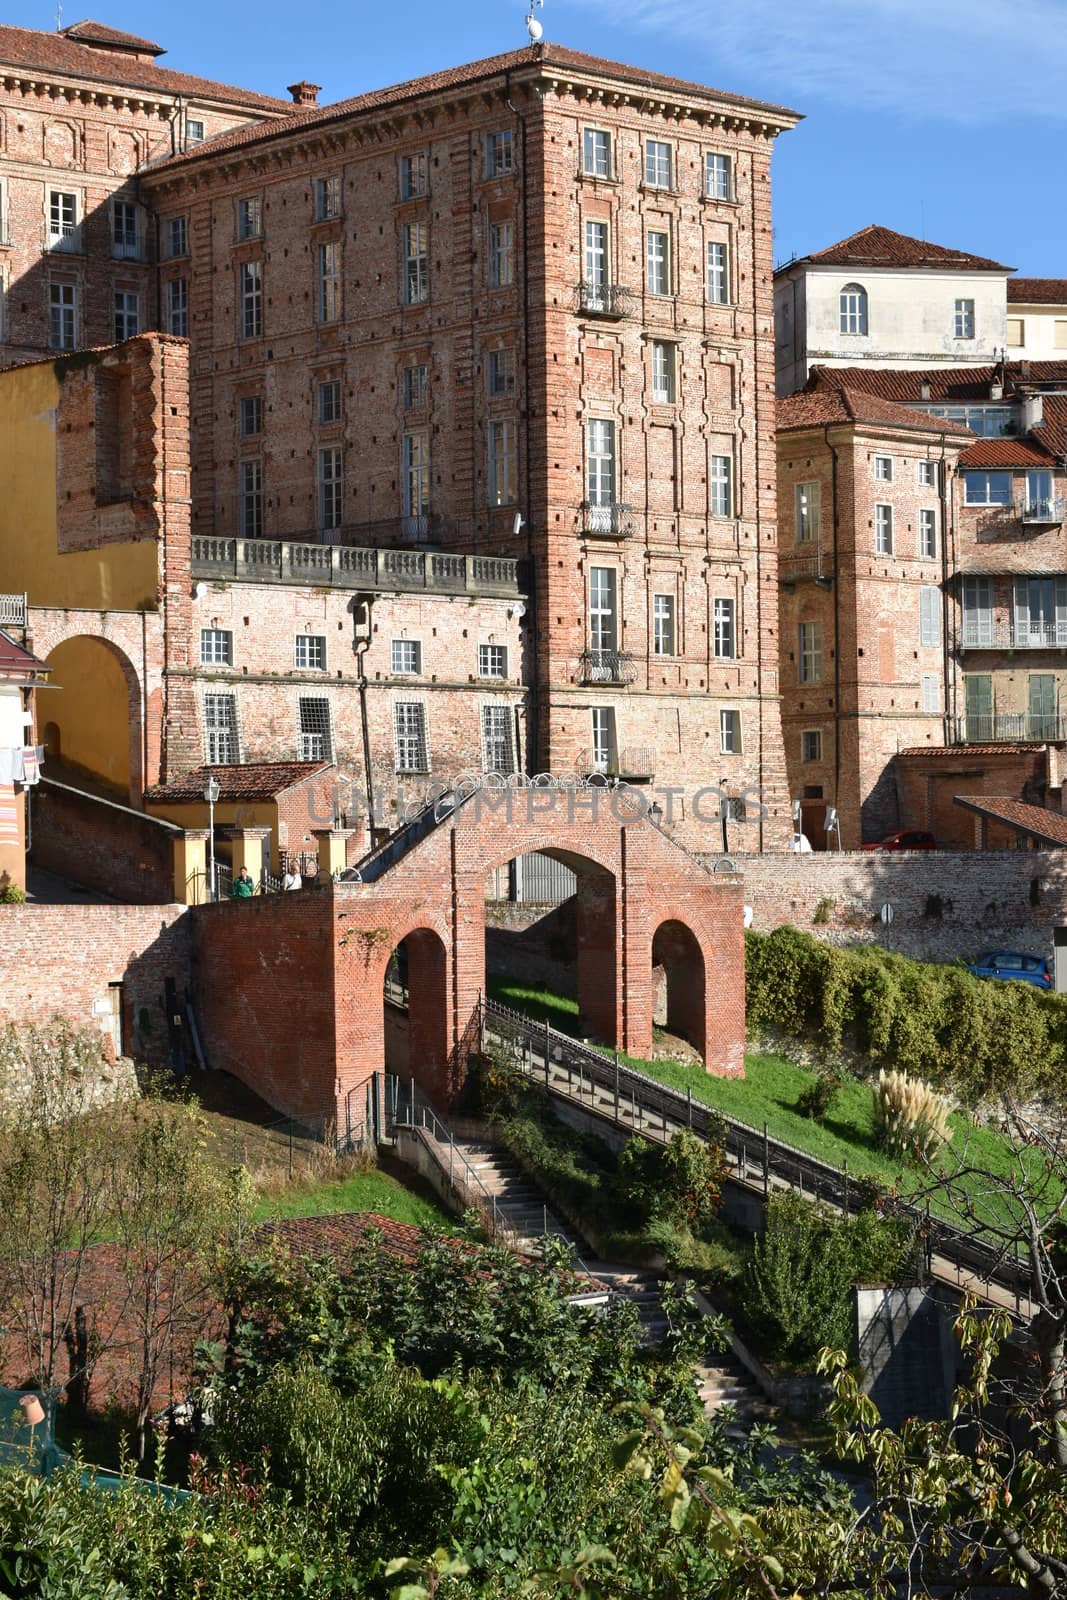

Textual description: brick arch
[386,926,450,1106]
[652,918,707,1060]
[43,633,145,801]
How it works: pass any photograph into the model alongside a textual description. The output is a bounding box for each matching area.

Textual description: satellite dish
[526,14,543,39]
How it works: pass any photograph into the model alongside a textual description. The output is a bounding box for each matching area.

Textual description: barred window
[298,697,331,761]
[394,702,429,772]
[204,693,238,764]
[200,628,232,666]
[295,635,325,671]
[481,704,516,773]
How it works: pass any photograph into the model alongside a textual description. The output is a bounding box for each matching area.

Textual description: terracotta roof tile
[786,224,1011,274]
[959,437,1053,468]
[0,22,290,111]
[808,362,1067,404]
[1008,278,1067,305]
[61,19,163,55]
[898,744,1047,758]
[144,761,330,803]
[954,795,1067,847]
[144,41,800,175]
[777,385,972,437]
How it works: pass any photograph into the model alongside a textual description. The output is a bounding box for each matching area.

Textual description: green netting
[0,1388,193,1501]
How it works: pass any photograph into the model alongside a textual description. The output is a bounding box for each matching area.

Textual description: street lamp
[204,775,220,901]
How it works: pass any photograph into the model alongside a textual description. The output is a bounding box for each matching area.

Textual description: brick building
[0,19,290,367]
[137,42,800,852]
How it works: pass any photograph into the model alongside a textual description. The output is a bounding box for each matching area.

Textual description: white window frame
[586,419,616,511]
[710,453,732,517]
[874,502,894,555]
[403,222,428,305]
[48,189,79,251]
[644,138,673,189]
[706,240,729,305]
[204,693,239,764]
[318,241,341,323]
[590,706,617,773]
[713,597,735,659]
[919,585,941,647]
[646,229,670,296]
[317,445,343,533]
[400,152,428,200]
[185,117,205,147]
[964,471,1012,507]
[315,175,341,221]
[240,260,262,339]
[237,196,262,241]
[920,508,938,559]
[165,216,188,259]
[402,430,430,519]
[487,419,517,506]
[588,566,618,653]
[165,277,188,338]
[719,709,741,755]
[651,340,675,404]
[489,221,513,288]
[582,128,612,179]
[317,379,342,426]
[798,620,822,685]
[403,364,428,410]
[298,697,332,762]
[840,282,868,336]
[113,289,139,342]
[795,481,820,544]
[652,593,676,656]
[705,152,732,201]
[917,459,937,487]
[485,130,514,178]
[583,219,609,302]
[199,628,233,667]
[239,460,262,539]
[873,455,893,482]
[394,701,429,773]
[112,199,139,259]
[954,298,975,339]
[478,643,508,678]
[49,282,77,350]
[481,703,516,774]
[391,639,422,676]
[295,635,326,671]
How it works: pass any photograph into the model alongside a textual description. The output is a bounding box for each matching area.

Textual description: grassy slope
[252,1166,452,1227]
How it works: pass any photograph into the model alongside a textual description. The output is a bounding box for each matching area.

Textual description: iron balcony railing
[579,502,634,539]
[191,536,524,600]
[1022,497,1066,524]
[0,594,27,627]
[951,713,1067,744]
[575,281,635,318]
[578,649,637,686]
[959,621,1067,650]
[778,553,834,585]
[973,498,1067,540]
[576,744,656,780]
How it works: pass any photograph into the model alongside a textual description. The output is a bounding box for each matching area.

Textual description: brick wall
[0,903,191,1066]
[30,776,178,902]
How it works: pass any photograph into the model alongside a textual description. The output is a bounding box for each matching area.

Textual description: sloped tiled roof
[1008,278,1067,305]
[61,19,164,55]
[146,41,800,175]
[957,437,1053,468]
[145,762,330,803]
[954,795,1067,848]
[898,745,1047,759]
[786,224,1011,274]
[777,386,972,437]
[0,629,48,676]
[0,22,290,110]
[808,362,1067,404]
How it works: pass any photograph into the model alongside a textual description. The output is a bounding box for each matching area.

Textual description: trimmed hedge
[745,926,1067,1101]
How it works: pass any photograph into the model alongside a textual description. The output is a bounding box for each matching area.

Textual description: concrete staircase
[445,1137,581,1255]
[696,1351,772,1424]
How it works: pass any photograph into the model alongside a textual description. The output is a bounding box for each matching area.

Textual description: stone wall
[30,776,178,902]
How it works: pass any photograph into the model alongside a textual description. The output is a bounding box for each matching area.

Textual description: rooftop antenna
[55,0,62,31]
[525,0,544,43]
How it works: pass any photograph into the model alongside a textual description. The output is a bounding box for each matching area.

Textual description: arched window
[840,282,868,336]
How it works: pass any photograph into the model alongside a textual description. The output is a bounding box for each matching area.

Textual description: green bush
[745,926,1067,1101]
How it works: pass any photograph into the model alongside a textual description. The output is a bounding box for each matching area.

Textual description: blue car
[967,951,1052,989]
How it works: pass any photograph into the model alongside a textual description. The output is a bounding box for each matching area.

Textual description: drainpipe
[751,159,766,850]
[506,69,539,773]
[823,422,842,833]
[937,434,953,749]
[353,595,376,840]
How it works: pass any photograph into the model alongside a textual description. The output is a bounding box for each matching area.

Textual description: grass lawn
[252,1165,453,1228]
[486,977,1058,1224]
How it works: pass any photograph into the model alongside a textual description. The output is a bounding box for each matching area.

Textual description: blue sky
[10,0,1067,274]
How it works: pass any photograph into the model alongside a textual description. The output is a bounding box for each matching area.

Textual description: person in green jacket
[231,866,255,898]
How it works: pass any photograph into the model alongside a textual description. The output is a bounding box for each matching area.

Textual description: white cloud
[567,0,1067,122]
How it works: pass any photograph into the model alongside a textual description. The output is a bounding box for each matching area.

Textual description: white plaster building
[774,225,1012,396]
[1006,280,1067,361]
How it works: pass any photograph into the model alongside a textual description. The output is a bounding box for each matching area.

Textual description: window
[705,152,732,200]
[295,635,326,671]
[801,729,822,763]
[401,364,427,410]
[873,455,893,482]
[112,200,138,258]
[185,117,205,146]
[645,138,672,189]
[481,704,515,773]
[48,190,78,248]
[165,278,188,337]
[925,405,1015,437]
[240,261,262,339]
[1026,469,1055,517]
[964,471,1012,506]
[298,698,331,761]
[113,291,138,341]
[589,566,618,653]
[317,379,341,426]
[49,283,76,350]
[1006,316,1024,347]
[1029,674,1059,738]
[165,216,188,258]
[237,196,262,240]
[317,445,343,532]
[402,431,430,520]
[920,508,938,559]
[719,709,741,754]
[874,503,893,555]
[239,461,262,538]
[200,628,232,666]
[652,593,675,656]
[964,674,993,741]
[479,643,507,678]
[590,706,616,773]
[582,128,612,178]
[403,222,428,304]
[795,481,820,543]
[706,241,729,305]
[954,298,975,339]
[646,230,670,296]
[710,453,732,517]
[651,341,675,403]
[798,621,822,684]
[400,153,428,199]
[1014,576,1067,646]
[583,219,608,303]
[962,577,993,646]
[921,674,940,714]
[840,282,868,335]
[488,349,515,395]
[485,130,514,178]
[391,639,422,675]
[318,241,340,322]
[239,395,262,437]
[919,585,941,646]
[713,597,735,659]
[586,419,616,511]
[204,693,238,763]
[394,702,429,771]
[489,221,513,288]
[917,459,936,487]
[315,175,341,220]
[487,419,517,506]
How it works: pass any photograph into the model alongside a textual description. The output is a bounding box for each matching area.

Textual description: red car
[861,830,937,852]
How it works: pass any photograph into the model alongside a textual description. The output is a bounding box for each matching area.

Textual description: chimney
[990,380,1004,401]
[920,379,931,401]
[288,81,321,107]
